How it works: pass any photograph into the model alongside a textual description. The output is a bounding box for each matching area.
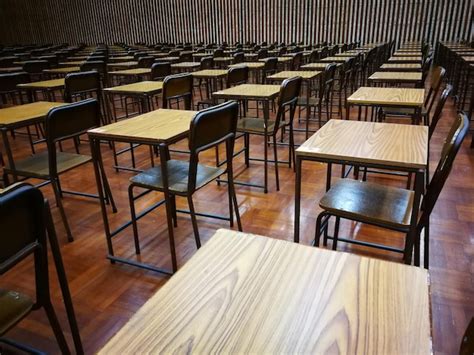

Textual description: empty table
[368,71,423,86]
[17,78,65,101]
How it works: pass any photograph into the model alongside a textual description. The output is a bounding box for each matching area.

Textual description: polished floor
[1,83,473,354]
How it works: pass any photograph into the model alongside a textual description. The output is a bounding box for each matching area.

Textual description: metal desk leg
[404,169,424,266]
[306,79,311,139]
[294,155,302,243]
[1,129,17,182]
[263,100,269,193]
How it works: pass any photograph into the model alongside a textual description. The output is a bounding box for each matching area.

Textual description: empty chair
[291,52,303,70]
[213,48,224,58]
[257,49,268,59]
[314,113,469,268]
[262,57,278,82]
[0,182,83,354]
[2,99,115,242]
[128,101,242,271]
[22,60,49,81]
[0,72,30,105]
[80,60,107,87]
[233,52,244,64]
[137,56,155,68]
[179,52,193,62]
[162,73,193,109]
[151,61,171,81]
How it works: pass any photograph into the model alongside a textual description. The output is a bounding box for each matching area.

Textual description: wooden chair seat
[130,160,225,194]
[319,179,414,230]
[0,289,33,335]
[237,117,285,135]
[5,151,92,178]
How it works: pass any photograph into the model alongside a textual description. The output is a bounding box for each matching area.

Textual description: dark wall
[0,0,472,45]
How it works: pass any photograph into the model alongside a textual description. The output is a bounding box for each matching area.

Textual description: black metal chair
[0,72,30,105]
[137,56,155,68]
[2,99,116,242]
[80,60,108,87]
[22,60,49,81]
[314,113,469,268]
[150,62,171,81]
[162,73,193,109]
[0,182,82,354]
[128,101,242,271]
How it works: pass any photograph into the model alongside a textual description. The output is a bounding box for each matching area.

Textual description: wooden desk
[171,61,200,72]
[192,69,228,97]
[318,56,352,63]
[107,61,139,70]
[17,78,65,101]
[155,56,180,63]
[0,67,23,73]
[213,84,280,192]
[100,228,431,355]
[108,68,151,77]
[393,52,422,57]
[87,109,197,273]
[380,63,422,71]
[388,56,422,63]
[301,62,341,70]
[368,71,423,86]
[108,56,135,63]
[43,66,81,78]
[0,101,67,180]
[294,119,428,264]
[59,61,85,67]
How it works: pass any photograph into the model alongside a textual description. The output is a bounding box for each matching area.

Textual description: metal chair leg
[127,185,141,255]
[43,302,70,354]
[187,195,201,249]
[332,216,340,250]
[51,178,73,242]
[272,135,280,191]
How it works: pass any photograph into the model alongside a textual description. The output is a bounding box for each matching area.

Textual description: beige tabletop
[388,56,422,62]
[171,62,201,68]
[380,63,422,70]
[0,101,67,128]
[66,56,88,60]
[301,62,340,70]
[43,66,80,74]
[393,52,421,56]
[462,56,474,63]
[263,56,292,63]
[267,70,322,80]
[213,83,280,100]
[104,81,163,95]
[214,57,234,62]
[318,56,352,62]
[155,56,179,62]
[229,62,264,69]
[297,119,428,169]
[107,61,139,68]
[108,68,151,76]
[108,56,135,62]
[0,67,23,73]
[334,53,359,57]
[368,71,423,82]
[59,61,85,66]
[347,87,425,107]
[88,108,196,145]
[17,78,65,90]
[99,228,431,355]
[192,69,228,78]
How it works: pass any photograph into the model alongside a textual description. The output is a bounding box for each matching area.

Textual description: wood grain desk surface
[191,69,228,78]
[380,63,422,70]
[88,108,196,144]
[369,71,423,81]
[213,83,280,99]
[296,119,428,169]
[301,62,341,69]
[108,68,151,76]
[99,229,431,355]
[229,62,264,69]
[0,101,67,127]
[388,56,422,62]
[171,61,201,68]
[103,81,163,94]
[43,66,80,74]
[17,78,65,89]
[267,70,322,80]
[347,86,425,106]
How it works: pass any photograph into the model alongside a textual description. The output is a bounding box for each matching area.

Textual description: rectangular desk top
[108,68,151,76]
[43,66,80,74]
[0,101,67,128]
[267,70,322,80]
[103,81,163,95]
[0,67,23,73]
[368,71,423,82]
[388,56,422,62]
[319,56,353,62]
[88,108,197,144]
[213,83,280,100]
[171,62,201,68]
[297,119,428,169]
[192,69,228,78]
[17,78,65,90]
[229,62,264,69]
[106,61,139,68]
[347,86,425,107]
[99,229,431,355]
[301,62,341,69]
[393,52,421,56]
[59,61,85,66]
[380,63,422,70]
[213,57,234,62]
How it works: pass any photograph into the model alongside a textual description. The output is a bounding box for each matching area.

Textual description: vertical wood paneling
[0,0,472,46]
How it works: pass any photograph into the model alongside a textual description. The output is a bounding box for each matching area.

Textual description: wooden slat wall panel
[0,0,472,45]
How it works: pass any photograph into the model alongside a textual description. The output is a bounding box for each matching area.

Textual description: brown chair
[80,60,108,87]
[162,73,193,109]
[151,61,171,81]
[22,60,49,81]
[262,57,278,82]
[291,52,303,70]
[2,99,115,242]
[179,52,193,62]
[0,182,82,354]
[0,72,30,105]
[137,56,155,68]
[237,76,302,192]
[233,52,244,64]
[128,101,242,271]
[314,113,469,268]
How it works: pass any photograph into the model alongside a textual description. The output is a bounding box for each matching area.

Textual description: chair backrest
[233,52,244,64]
[0,72,30,94]
[419,113,469,228]
[22,60,49,74]
[137,56,154,68]
[321,63,337,98]
[424,65,446,114]
[200,56,214,69]
[213,49,224,58]
[227,66,249,87]
[187,101,239,192]
[257,49,268,59]
[45,99,100,176]
[151,62,171,80]
[80,60,106,74]
[278,47,287,56]
[428,84,452,140]
[263,57,278,76]
[320,46,329,58]
[162,73,193,109]
[179,52,193,62]
[309,49,321,62]
[87,55,105,62]
[292,52,303,70]
[273,76,302,132]
[0,57,14,67]
[64,71,101,102]
[421,56,433,86]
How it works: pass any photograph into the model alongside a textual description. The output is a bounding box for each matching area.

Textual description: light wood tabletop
[59,61,85,66]
[103,81,163,95]
[347,87,425,107]
[213,83,280,100]
[297,119,428,169]
[229,62,264,69]
[191,69,228,78]
[213,57,234,62]
[265,56,293,63]
[88,108,196,144]
[99,228,431,355]
[17,78,65,90]
[267,70,321,80]
[43,66,80,74]
[380,63,422,71]
[0,101,67,128]
[393,52,421,56]
[368,71,423,82]
[108,68,151,76]
[171,61,200,68]
[318,56,352,62]
[106,61,139,68]
[301,62,340,70]
[388,56,422,62]
[0,67,23,73]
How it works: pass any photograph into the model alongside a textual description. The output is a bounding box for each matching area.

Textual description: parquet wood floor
[0,80,473,354]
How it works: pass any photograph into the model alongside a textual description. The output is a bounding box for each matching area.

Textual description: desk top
[106,61,139,68]
[0,101,67,128]
[59,61,85,66]
[88,108,196,144]
[267,70,321,80]
[388,56,422,62]
[171,62,201,68]
[347,86,424,107]
[213,83,280,100]
[108,68,151,76]
[0,67,23,73]
[43,66,80,74]
[229,62,264,69]
[99,229,431,354]
[393,52,421,56]
[104,81,163,95]
[380,63,422,70]
[17,78,65,89]
[192,69,228,78]
[319,56,352,62]
[213,57,234,62]
[301,62,340,69]
[369,71,423,82]
[297,119,428,169]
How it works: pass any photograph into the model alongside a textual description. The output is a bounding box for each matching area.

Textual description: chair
[179,52,193,62]
[314,113,469,268]
[233,52,244,64]
[162,73,193,109]
[291,52,303,70]
[237,76,302,192]
[0,182,82,353]
[0,72,30,105]
[2,99,115,242]
[128,101,242,271]
[262,57,278,82]
[137,56,155,68]
[151,61,171,81]
[22,60,49,81]
[257,49,268,60]
[80,60,107,87]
